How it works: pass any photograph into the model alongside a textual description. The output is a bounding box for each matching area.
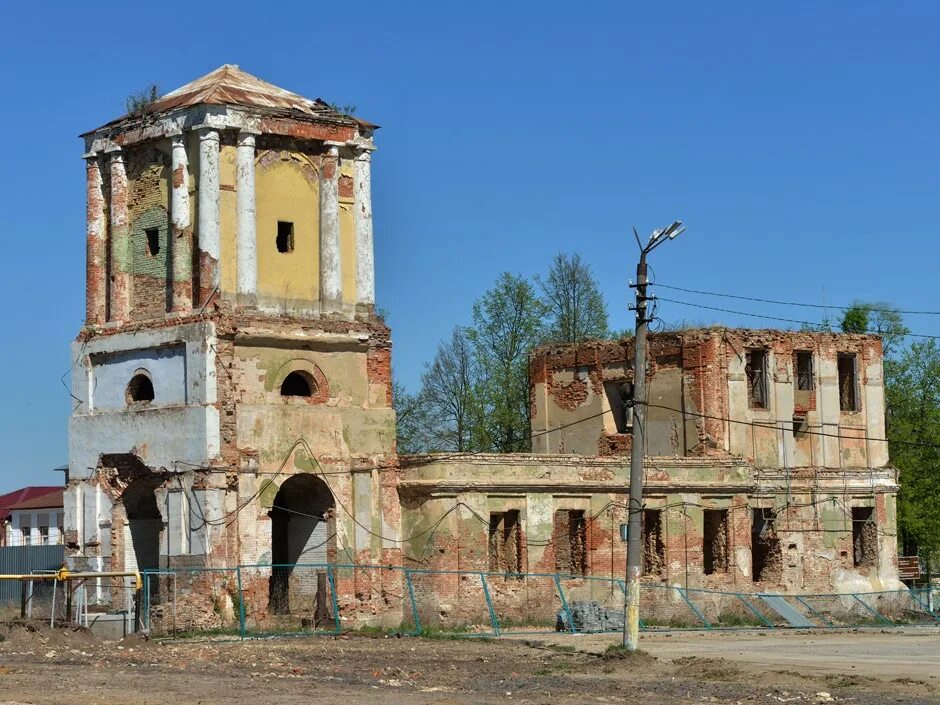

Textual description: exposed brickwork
[85,157,106,325]
[367,345,393,407]
[338,174,354,200]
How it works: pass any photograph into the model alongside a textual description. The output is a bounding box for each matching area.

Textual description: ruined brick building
[66,67,900,628]
[67,66,399,612]
[399,330,900,606]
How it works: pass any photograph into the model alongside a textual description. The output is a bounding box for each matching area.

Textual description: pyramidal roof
[87,64,366,135]
[150,64,336,117]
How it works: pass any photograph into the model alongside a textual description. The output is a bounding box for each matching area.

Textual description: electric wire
[655,297,940,340]
[654,283,940,316]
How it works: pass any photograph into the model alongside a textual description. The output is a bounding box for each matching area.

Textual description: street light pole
[622,221,685,651]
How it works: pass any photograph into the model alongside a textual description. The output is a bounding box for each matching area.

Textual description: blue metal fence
[141,563,940,639]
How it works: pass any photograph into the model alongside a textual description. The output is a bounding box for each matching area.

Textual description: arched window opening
[280,371,315,398]
[126,372,155,405]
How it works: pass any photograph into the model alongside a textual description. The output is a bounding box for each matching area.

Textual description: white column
[31,512,39,546]
[170,134,193,312]
[236,129,258,298]
[197,127,221,303]
[319,145,342,312]
[354,150,375,309]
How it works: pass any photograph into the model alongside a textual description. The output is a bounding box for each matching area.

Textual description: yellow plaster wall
[339,158,357,305]
[255,153,319,303]
[219,144,238,295]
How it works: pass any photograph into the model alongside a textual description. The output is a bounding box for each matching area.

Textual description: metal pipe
[0,571,142,590]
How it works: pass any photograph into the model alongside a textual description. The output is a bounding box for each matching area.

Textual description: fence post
[143,572,150,631]
[479,573,500,637]
[20,580,26,619]
[236,566,246,639]
[133,584,142,634]
[554,574,576,634]
[404,569,420,636]
[326,565,341,635]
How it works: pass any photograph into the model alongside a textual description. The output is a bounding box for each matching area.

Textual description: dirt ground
[0,621,937,705]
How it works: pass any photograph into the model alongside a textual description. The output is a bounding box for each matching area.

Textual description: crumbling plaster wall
[530,336,702,456]
[399,454,900,594]
[722,330,886,469]
[227,319,398,568]
[69,321,220,477]
[531,330,888,471]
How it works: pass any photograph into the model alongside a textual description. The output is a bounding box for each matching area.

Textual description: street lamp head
[663,221,685,240]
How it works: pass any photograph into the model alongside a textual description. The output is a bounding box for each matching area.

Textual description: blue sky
[1,1,938,486]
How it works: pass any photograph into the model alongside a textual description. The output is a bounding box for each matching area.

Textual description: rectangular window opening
[852,507,876,568]
[746,350,769,409]
[604,381,634,433]
[838,353,858,412]
[703,509,730,575]
[794,351,814,391]
[642,509,665,576]
[276,221,295,253]
[145,228,160,257]
[553,509,587,576]
[792,415,808,439]
[751,508,781,582]
[488,510,522,574]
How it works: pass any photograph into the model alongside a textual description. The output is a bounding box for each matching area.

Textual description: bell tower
[67,66,399,591]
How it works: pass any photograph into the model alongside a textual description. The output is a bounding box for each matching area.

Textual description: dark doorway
[268,474,334,615]
[123,479,162,603]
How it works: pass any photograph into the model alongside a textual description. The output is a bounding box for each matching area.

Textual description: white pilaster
[236,129,259,298]
[170,134,192,312]
[354,150,375,308]
[319,145,342,312]
[197,127,221,298]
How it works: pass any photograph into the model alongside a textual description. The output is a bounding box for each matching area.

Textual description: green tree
[840,301,910,359]
[887,340,940,565]
[537,252,609,343]
[393,378,433,454]
[467,272,547,452]
[420,326,478,452]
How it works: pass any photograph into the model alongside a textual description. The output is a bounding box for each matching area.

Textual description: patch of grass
[417,626,491,642]
[714,612,768,628]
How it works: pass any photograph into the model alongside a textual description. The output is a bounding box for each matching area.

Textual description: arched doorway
[122,478,163,604]
[268,474,334,615]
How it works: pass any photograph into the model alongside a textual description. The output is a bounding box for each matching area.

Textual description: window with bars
[746,350,769,409]
[794,350,814,391]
